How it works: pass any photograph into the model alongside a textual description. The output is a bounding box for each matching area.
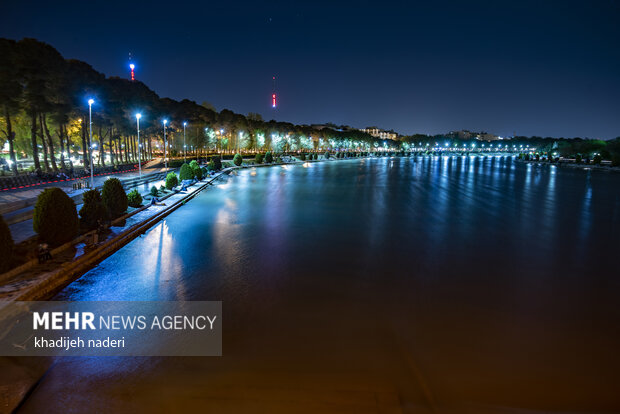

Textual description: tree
[33,187,79,246]
[247,112,263,122]
[233,153,243,166]
[101,178,128,218]
[165,172,178,189]
[0,39,22,174]
[0,214,14,273]
[212,155,222,170]
[264,151,273,163]
[189,160,202,179]
[127,189,143,208]
[79,189,106,229]
[179,163,193,180]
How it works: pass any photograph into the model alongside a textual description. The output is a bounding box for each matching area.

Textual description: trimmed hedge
[165,172,178,190]
[33,187,79,246]
[79,189,106,229]
[233,153,243,166]
[189,160,202,179]
[101,178,128,219]
[211,156,222,170]
[255,153,264,164]
[0,214,13,273]
[265,152,273,163]
[324,151,330,159]
[127,189,143,208]
[179,163,193,180]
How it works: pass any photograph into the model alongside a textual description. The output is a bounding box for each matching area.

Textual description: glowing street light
[136,113,142,178]
[183,122,187,162]
[163,119,168,171]
[88,98,95,189]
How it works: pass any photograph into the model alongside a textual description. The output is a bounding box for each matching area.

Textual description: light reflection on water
[43,156,620,412]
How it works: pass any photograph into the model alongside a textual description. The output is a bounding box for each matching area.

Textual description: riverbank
[516,158,620,173]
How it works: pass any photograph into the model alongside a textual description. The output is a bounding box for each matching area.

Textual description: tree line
[0,38,386,176]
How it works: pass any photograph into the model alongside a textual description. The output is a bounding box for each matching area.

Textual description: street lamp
[88,98,95,189]
[136,113,142,178]
[183,122,187,162]
[163,119,168,171]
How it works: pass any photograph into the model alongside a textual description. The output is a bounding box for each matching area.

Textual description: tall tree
[0,39,22,174]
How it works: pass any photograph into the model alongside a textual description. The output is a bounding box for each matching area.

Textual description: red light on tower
[130,64,135,81]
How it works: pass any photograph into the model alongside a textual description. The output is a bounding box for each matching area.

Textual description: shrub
[265,152,273,163]
[575,154,582,164]
[255,153,264,164]
[79,189,106,229]
[150,186,159,197]
[189,160,202,179]
[324,151,330,159]
[314,153,318,160]
[233,153,243,166]
[101,178,128,219]
[0,214,14,273]
[160,184,166,192]
[33,187,79,246]
[127,189,143,208]
[179,163,193,180]
[299,153,306,161]
[165,172,178,190]
[207,160,215,171]
[212,156,222,170]
[612,154,620,167]
[593,154,602,165]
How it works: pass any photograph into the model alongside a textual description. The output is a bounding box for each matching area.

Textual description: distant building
[360,127,398,141]
[476,132,501,141]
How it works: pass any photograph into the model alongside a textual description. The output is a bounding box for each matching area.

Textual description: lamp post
[136,113,142,178]
[88,99,95,189]
[163,119,168,171]
[183,122,187,162]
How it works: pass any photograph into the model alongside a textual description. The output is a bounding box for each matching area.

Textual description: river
[19,156,620,413]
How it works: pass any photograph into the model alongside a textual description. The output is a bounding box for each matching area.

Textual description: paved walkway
[4,166,174,243]
[0,166,165,207]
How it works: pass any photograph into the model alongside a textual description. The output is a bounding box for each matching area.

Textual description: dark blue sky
[2,0,619,138]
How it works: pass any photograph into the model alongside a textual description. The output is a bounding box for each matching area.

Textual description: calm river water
[20,156,620,413]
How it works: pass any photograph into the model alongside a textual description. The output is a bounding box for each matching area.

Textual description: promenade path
[1,160,173,243]
[0,159,164,206]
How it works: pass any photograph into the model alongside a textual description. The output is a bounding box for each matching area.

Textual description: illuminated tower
[272,76,277,108]
[129,52,135,81]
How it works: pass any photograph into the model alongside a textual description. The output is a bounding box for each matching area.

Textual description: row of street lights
[87,98,183,187]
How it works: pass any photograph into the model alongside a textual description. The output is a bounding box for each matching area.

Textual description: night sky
[1,0,619,138]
